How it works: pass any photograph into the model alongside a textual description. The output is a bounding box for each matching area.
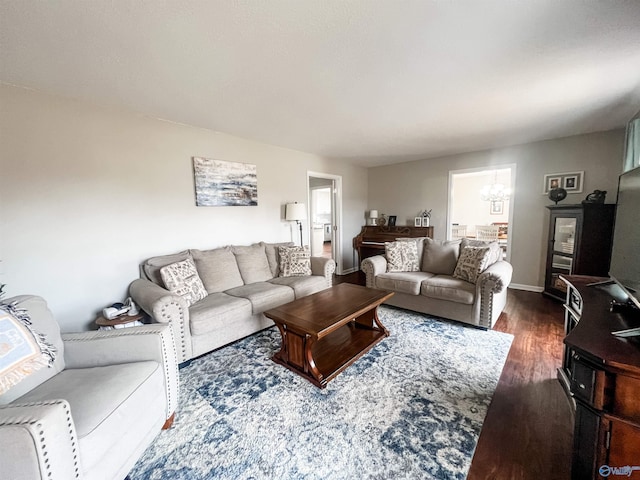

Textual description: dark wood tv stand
[559,275,640,480]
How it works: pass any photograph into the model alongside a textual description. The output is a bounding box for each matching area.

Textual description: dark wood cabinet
[559,276,640,480]
[544,204,615,301]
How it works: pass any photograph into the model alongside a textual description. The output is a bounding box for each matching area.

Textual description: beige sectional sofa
[361,237,512,329]
[129,242,336,363]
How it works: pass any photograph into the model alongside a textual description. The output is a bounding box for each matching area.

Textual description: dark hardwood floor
[335,272,573,479]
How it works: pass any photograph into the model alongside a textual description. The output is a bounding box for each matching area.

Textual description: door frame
[307,171,343,275]
[447,164,516,263]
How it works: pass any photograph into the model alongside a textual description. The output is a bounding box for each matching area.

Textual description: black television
[609,165,640,309]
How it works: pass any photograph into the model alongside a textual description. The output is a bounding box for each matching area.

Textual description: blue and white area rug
[130,306,513,480]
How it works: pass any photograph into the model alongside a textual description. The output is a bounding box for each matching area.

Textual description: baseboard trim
[339,267,358,275]
[509,283,544,293]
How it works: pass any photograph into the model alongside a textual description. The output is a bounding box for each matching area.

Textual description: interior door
[308,172,343,274]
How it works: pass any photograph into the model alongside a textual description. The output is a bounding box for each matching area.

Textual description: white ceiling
[2,1,640,167]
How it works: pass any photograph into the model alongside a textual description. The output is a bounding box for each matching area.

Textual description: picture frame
[388,215,397,227]
[490,200,504,215]
[543,175,562,194]
[542,171,584,194]
[563,174,579,191]
[414,217,422,227]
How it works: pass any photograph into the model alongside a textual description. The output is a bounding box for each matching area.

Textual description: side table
[95,312,145,330]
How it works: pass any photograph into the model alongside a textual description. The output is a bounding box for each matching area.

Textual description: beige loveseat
[361,237,512,329]
[0,295,178,480]
[129,242,336,364]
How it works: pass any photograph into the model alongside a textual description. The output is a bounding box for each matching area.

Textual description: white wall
[368,130,625,290]
[0,85,368,331]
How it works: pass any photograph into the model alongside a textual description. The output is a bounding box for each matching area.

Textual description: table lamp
[369,210,379,226]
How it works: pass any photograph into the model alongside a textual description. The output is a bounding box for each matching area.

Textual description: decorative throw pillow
[262,242,295,277]
[278,246,312,277]
[0,302,56,395]
[395,237,427,266]
[142,250,192,286]
[453,246,492,284]
[160,258,208,306]
[385,241,420,272]
[461,238,502,267]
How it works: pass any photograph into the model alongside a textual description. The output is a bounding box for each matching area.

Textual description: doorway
[448,165,516,261]
[307,172,343,274]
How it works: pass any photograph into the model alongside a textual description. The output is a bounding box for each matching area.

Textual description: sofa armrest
[0,400,80,480]
[478,260,513,294]
[129,278,192,363]
[475,260,513,328]
[361,255,388,288]
[310,256,336,286]
[62,324,179,420]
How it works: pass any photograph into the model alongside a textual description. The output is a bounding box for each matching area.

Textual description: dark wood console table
[559,275,640,480]
[353,225,434,267]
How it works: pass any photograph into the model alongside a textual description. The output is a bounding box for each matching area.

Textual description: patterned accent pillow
[0,303,57,395]
[453,246,492,284]
[385,241,420,272]
[461,238,502,266]
[278,246,312,277]
[160,258,208,306]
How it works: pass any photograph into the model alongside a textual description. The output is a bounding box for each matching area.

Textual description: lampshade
[285,203,307,221]
[369,210,379,219]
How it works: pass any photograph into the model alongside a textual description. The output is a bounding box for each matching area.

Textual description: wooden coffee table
[264,283,394,388]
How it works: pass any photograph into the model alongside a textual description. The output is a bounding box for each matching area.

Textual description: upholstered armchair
[0,295,179,480]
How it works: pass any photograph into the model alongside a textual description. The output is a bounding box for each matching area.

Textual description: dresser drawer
[570,353,608,409]
[568,288,582,315]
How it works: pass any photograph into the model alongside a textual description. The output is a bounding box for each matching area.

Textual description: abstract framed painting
[193,157,258,206]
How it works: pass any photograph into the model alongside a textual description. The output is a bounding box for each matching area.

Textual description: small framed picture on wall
[388,215,397,226]
[490,200,504,215]
[542,171,584,194]
[414,217,422,227]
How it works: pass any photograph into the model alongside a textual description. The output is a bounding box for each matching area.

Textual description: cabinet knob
[579,383,585,390]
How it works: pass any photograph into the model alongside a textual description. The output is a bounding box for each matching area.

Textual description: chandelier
[480,171,511,202]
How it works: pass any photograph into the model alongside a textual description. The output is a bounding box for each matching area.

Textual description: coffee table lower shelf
[272,321,387,388]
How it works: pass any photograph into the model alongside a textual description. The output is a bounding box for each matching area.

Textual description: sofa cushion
[461,238,501,266]
[160,258,208,306]
[225,282,295,314]
[142,250,192,286]
[17,361,164,474]
[262,241,295,277]
[453,246,492,284]
[232,244,273,284]
[269,275,328,298]
[385,241,420,272]
[278,246,312,277]
[191,247,244,293]
[422,238,461,275]
[189,293,253,336]
[376,271,434,296]
[421,275,476,304]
